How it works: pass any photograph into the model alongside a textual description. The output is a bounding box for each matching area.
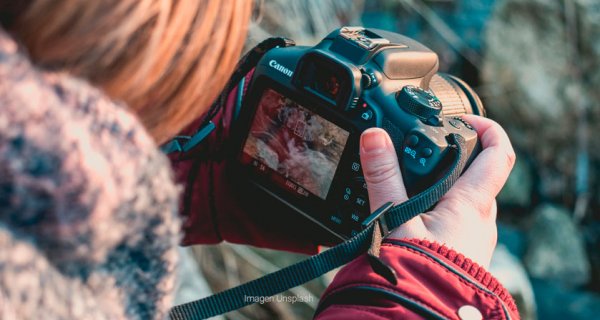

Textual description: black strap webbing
[162,37,295,157]
[169,134,468,320]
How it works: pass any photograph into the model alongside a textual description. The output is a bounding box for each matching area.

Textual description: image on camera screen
[242,88,350,199]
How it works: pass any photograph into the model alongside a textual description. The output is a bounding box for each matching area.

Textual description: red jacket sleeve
[168,75,244,247]
[169,73,333,254]
[316,238,520,320]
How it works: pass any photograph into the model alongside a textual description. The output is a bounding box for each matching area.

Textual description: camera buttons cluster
[397,86,443,127]
[405,134,434,160]
[348,102,375,124]
[348,97,360,110]
[333,159,371,235]
[342,187,368,209]
[349,100,375,122]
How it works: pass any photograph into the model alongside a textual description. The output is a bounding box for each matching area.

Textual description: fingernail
[361,129,389,154]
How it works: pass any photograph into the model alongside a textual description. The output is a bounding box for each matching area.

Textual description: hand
[359,115,515,268]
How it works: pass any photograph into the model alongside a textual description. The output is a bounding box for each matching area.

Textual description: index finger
[463,115,513,150]
[436,115,516,215]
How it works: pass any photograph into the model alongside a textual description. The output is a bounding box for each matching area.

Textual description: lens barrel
[429,73,485,117]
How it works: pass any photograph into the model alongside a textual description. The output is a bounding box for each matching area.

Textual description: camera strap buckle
[360,201,398,285]
[360,201,394,236]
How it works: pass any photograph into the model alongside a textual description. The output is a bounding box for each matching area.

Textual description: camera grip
[382,116,479,196]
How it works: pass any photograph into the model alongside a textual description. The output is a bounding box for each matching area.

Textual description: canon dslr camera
[233,27,484,240]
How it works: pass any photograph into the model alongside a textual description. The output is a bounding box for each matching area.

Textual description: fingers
[462,115,513,151]
[359,128,408,212]
[438,115,515,215]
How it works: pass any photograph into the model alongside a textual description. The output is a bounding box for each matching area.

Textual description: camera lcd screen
[241,88,349,200]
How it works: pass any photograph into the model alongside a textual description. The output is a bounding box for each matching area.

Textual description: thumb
[359,128,408,212]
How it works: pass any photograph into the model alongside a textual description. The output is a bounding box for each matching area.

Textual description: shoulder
[0,29,181,319]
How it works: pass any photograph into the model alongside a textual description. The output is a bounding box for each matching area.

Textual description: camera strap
[162,37,296,155]
[169,133,469,320]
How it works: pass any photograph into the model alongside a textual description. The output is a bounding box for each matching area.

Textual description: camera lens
[429,73,485,117]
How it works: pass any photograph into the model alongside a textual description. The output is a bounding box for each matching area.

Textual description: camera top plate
[339,27,394,50]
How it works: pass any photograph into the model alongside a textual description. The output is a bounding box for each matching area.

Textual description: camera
[233,27,484,240]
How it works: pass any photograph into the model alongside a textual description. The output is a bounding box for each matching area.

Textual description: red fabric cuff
[319,238,519,320]
[399,238,518,313]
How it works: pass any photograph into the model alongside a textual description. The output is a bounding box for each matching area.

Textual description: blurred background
[176,0,600,319]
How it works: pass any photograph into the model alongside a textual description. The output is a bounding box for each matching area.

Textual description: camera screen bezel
[235,75,363,239]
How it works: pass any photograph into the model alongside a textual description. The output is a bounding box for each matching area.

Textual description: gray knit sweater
[0,30,181,319]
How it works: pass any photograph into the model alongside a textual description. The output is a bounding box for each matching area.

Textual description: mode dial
[397,86,443,125]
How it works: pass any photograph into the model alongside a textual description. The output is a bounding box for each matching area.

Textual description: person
[0,1,518,319]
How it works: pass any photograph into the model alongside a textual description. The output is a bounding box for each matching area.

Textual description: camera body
[233,27,483,240]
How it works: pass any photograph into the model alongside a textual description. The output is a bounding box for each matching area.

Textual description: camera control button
[351,161,361,172]
[397,85,442,120]
[354,195,368,208]
[422,148,433,158]
[329,215,343,225]
[361,70,380,89]
[425,115,443,126]
[361,73,373,88]
[407,134,419,147]
[342,186,353,202]
[360,109,373,121]
[449,119,461,129]
[348,97,360,110]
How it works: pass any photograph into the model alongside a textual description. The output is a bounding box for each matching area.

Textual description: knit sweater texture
[0,29,181,319]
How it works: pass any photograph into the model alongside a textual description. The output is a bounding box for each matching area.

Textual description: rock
[583,221,600,292]
[247,0,364,45]
[489,244,537,320]
[524,204,590,287]
[498,223,527,259]
[531,278,600,320]
[497,153,534,207]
